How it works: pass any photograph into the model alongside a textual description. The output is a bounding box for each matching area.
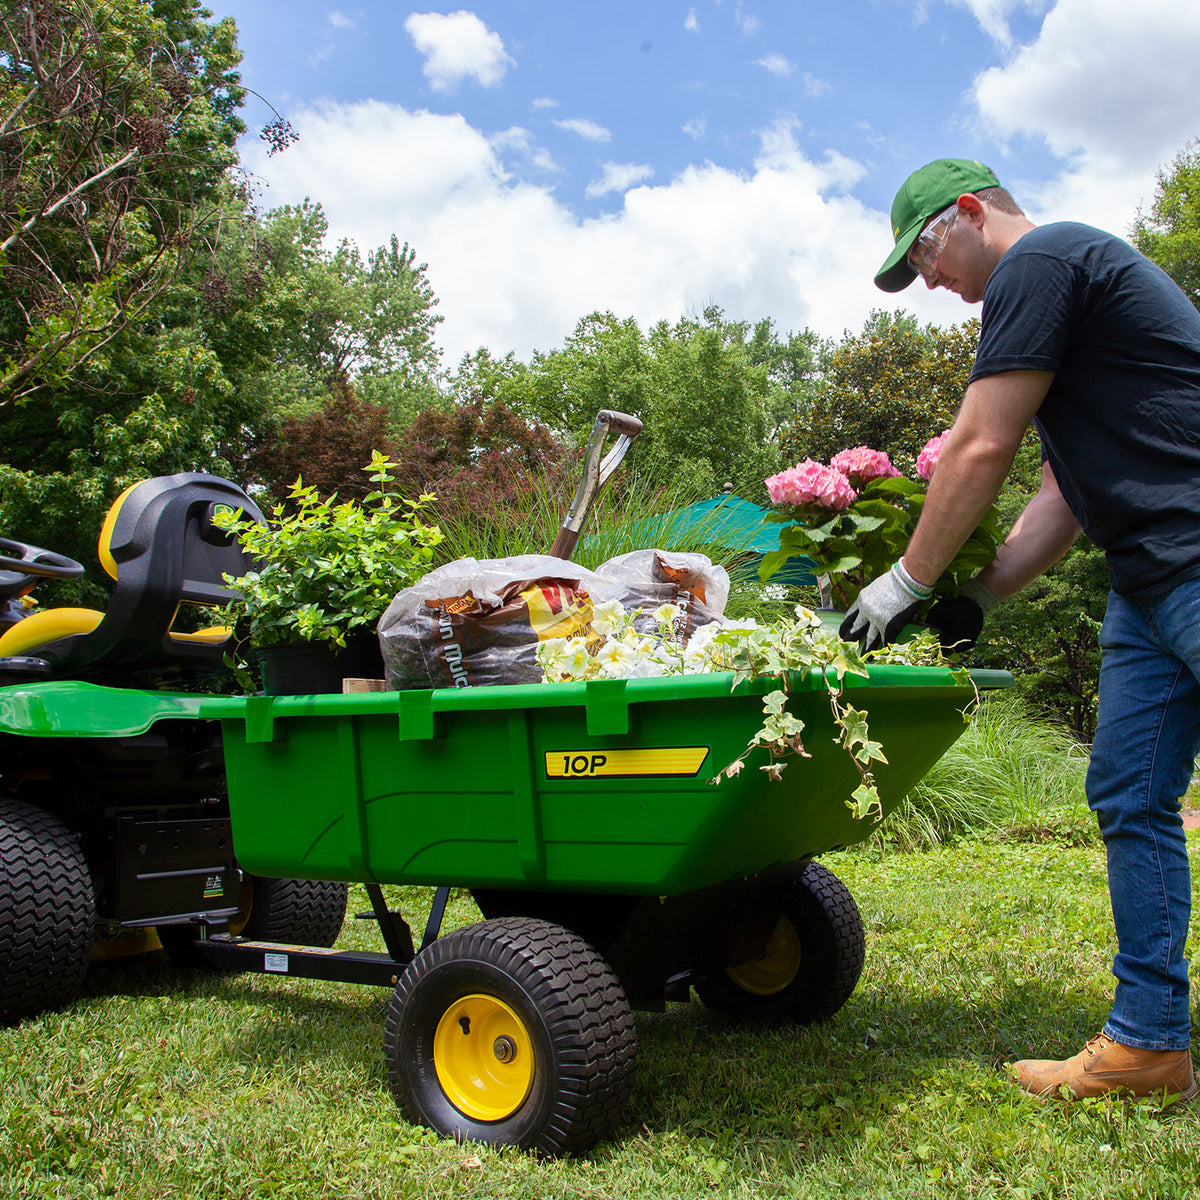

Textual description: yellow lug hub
[433,994,535,1121]
[725,914,801,995]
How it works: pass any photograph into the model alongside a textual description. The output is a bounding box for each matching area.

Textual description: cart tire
[0,800,95,1024]
[239,876,348,946]
[695,860,864,1023]
[384,916,636,1155]
[158,876,348,967]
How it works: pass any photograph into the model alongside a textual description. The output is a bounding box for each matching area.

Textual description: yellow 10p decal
[545,747,709,779]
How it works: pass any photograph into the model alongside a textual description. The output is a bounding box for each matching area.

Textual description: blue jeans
[1089,582,1200,1050]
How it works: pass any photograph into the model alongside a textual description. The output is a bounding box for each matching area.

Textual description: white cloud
[735,4,761,36]
[683,117,707,141]
[552,117,612,143]
[532,96,558,109]
[755,53,793,77]
[969,0,1200,234]
[404,10,513,91]
[328,9,358,30]
[241,101,912,364]
[803,74,830,99]
[684,8,700,33]
[585,162,654,198]
[941,0,1050,47]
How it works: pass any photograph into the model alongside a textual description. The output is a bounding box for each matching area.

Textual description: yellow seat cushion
[0,608,104,656]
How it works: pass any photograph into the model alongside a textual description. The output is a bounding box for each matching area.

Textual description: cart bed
[202,666,1009,895]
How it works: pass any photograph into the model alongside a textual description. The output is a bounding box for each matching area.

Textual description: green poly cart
[193,663,1008,1154]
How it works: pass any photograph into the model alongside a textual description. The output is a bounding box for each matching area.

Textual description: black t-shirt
[971,222,1200,601]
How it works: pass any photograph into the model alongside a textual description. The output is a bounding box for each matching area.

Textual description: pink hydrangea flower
[829,446,902,485]
[765,459,857,511]
[917,431,952,481]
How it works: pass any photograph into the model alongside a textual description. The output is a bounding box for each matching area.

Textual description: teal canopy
[588,493,816,587]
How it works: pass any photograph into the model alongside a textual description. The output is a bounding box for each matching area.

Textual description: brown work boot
[1013,1032,1198,1106]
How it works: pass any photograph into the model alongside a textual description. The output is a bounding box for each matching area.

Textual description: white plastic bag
[598,549,729,639]
[378,554,626,689]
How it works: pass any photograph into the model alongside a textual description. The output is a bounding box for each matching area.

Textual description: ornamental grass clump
[216,451,444,650]
[761,433,1002,610]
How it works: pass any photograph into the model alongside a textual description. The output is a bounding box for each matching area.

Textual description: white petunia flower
[591,598,628,638]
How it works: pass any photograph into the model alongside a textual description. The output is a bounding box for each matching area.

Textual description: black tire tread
[0,799,94,1023]
[240,877,348,946]
[695,858,864,1023]
[385,915,636,1156]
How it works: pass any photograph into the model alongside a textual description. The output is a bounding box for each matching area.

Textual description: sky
[214,0,1200,368]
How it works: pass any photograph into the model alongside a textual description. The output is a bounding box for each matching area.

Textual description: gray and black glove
[839,559,933,652]
[925,577,1000,654]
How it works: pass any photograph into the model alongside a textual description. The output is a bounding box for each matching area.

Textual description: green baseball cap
[874,158,1001,292]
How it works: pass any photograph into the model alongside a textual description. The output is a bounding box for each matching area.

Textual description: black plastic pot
[256,635,385,695]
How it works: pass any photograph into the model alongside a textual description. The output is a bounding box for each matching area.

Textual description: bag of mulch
[378,554,626,689]
[598,550,729,640]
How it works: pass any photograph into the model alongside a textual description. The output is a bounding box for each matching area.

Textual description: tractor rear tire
[0,799,95,1024]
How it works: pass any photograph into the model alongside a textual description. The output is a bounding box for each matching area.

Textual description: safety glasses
[907,201,959,279]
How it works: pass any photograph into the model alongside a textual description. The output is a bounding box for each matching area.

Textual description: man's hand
[925,578,1000,654]
[839,560,932,652]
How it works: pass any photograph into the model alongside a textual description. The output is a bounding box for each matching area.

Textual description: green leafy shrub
[217,451,443,648]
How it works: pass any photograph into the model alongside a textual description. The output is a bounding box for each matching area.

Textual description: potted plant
[759,435,1002,618]
[216,451,443,693]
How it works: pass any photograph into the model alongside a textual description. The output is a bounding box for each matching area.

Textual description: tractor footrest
[193,937,407,986]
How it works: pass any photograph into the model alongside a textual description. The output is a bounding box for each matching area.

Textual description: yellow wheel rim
[433,994,535,1121]
[725,915,801,996]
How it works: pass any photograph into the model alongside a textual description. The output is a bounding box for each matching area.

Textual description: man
[842,157,1200,1106]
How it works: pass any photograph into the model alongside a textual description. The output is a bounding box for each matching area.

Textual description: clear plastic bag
[378,555,626,689]
[598,549,729,640]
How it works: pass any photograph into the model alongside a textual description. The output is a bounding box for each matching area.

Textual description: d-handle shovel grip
[549,409,643,561]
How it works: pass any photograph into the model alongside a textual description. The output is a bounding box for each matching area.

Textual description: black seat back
[31,473,265,679]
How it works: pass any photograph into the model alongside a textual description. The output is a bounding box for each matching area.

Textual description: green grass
[5,838,1200,1200]
[3,704,1191,1199]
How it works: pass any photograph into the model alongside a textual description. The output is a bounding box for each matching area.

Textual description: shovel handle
[549,409,642,561]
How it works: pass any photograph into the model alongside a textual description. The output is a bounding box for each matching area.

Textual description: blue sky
[214,1,1200,367]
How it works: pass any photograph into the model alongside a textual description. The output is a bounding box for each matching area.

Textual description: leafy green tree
[500,311,649,439]
[1131,140,1200,310]
[256,202,444,428]
[491,306,814,501]
[783,310,976,472]
[637,307,787,500]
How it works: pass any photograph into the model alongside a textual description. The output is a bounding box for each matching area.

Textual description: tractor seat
[0,473,265,681]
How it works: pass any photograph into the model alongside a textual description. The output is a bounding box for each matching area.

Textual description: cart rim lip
[0,665,1013,737]
[199,663,1013,718]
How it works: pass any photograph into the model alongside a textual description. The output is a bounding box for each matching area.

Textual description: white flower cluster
[536,599,828,684]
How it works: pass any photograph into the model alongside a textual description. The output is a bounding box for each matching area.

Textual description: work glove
[925,577,1000,654]
[839,559,933,652]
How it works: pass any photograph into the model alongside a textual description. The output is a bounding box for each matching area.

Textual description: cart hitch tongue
[549,409,642,561]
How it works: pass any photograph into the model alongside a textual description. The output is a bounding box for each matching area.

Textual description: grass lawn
[4,837,1200,1200]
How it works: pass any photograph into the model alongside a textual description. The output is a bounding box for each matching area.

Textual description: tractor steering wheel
[0,537,85,591]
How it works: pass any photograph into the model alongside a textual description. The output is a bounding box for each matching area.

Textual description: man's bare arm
[977,460,1081,600]
[903,369,1055,586]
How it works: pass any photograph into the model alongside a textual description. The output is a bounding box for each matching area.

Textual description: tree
[394,395,571,557]
[490,307,815,502]
[0,0,244,405]
[638,307,788,500]
[783,310,977,473]
[255,202,444,429]
[1131,140,1200,310]
[247,376,396,505]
